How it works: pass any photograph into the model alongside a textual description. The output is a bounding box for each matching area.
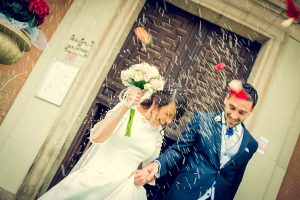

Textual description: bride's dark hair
[140,87,187,122]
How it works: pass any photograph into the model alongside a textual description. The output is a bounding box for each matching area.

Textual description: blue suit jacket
[157,112,258,200]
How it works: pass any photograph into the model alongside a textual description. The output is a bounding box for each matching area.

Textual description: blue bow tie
[226,127,234,137]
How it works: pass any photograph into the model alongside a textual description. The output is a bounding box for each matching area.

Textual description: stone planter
[0,19,31,65]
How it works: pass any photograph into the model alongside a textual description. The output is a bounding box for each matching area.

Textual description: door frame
[21,0,293,199]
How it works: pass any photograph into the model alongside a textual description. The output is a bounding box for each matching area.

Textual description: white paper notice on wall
[257,136,269,154]
[36,60,80,106]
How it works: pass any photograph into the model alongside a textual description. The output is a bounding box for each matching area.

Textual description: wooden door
[48,0,261,192]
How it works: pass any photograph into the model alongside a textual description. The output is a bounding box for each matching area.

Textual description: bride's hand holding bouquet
[120,62,165,137]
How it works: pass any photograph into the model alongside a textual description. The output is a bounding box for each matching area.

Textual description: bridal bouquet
[120,62,165,137]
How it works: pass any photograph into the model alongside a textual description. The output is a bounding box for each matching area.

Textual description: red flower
[214,63,225,71]
[1,0,50,27]
[285,0,300,19]
[27,0,50,25]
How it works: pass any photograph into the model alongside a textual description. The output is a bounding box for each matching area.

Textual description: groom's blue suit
[156,112,258,200]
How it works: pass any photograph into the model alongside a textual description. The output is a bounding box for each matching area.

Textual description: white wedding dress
[38,103,163,200]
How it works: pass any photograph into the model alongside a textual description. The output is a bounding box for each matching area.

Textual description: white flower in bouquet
[121,70,134,86]
[120,62,164,92]
[150,78,164,91]
[143,83,154,93]
[134,71,144,82]
[120,62,165,137]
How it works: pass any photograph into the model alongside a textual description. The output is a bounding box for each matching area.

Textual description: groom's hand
[144,161,159,181]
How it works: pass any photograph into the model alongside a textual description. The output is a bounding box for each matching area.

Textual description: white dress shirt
[197,113,243,200]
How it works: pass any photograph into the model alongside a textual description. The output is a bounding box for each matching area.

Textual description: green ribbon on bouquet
[124,108,136,137]
[122,82,151,137]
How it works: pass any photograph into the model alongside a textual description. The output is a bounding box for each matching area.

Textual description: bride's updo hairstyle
[140,87,187,122]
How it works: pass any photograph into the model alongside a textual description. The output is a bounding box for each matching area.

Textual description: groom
[140,80,259,200]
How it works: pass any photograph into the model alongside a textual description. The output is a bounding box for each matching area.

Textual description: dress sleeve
[142,130,164,185]
[89,101,126,143]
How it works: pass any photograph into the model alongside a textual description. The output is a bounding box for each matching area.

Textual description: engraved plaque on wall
[36,60,80,106]
[65,34,95,58]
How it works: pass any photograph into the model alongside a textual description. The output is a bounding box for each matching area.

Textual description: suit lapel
[210,113,223,169]
[223,124,251,168]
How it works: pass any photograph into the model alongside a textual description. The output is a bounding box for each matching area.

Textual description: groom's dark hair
[242,82,258,108]
[228,82,258,109]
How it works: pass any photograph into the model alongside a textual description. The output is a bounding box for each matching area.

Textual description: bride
[38,87,187,200]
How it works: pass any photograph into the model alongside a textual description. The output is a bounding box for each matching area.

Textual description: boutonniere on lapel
[214,115,222,122]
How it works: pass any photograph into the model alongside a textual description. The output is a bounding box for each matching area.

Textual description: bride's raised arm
[89,102,129,143]
[90,88,143,143]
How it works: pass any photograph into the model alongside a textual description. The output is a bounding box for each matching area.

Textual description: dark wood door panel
[177,23,260,113]
[100,0,206,108]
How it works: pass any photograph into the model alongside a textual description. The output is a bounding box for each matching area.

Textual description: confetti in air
[214,63,225,71]
[280,17,295,27]
[134,26,152,51]
[280,0,300,27]
[228,80,248,100]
